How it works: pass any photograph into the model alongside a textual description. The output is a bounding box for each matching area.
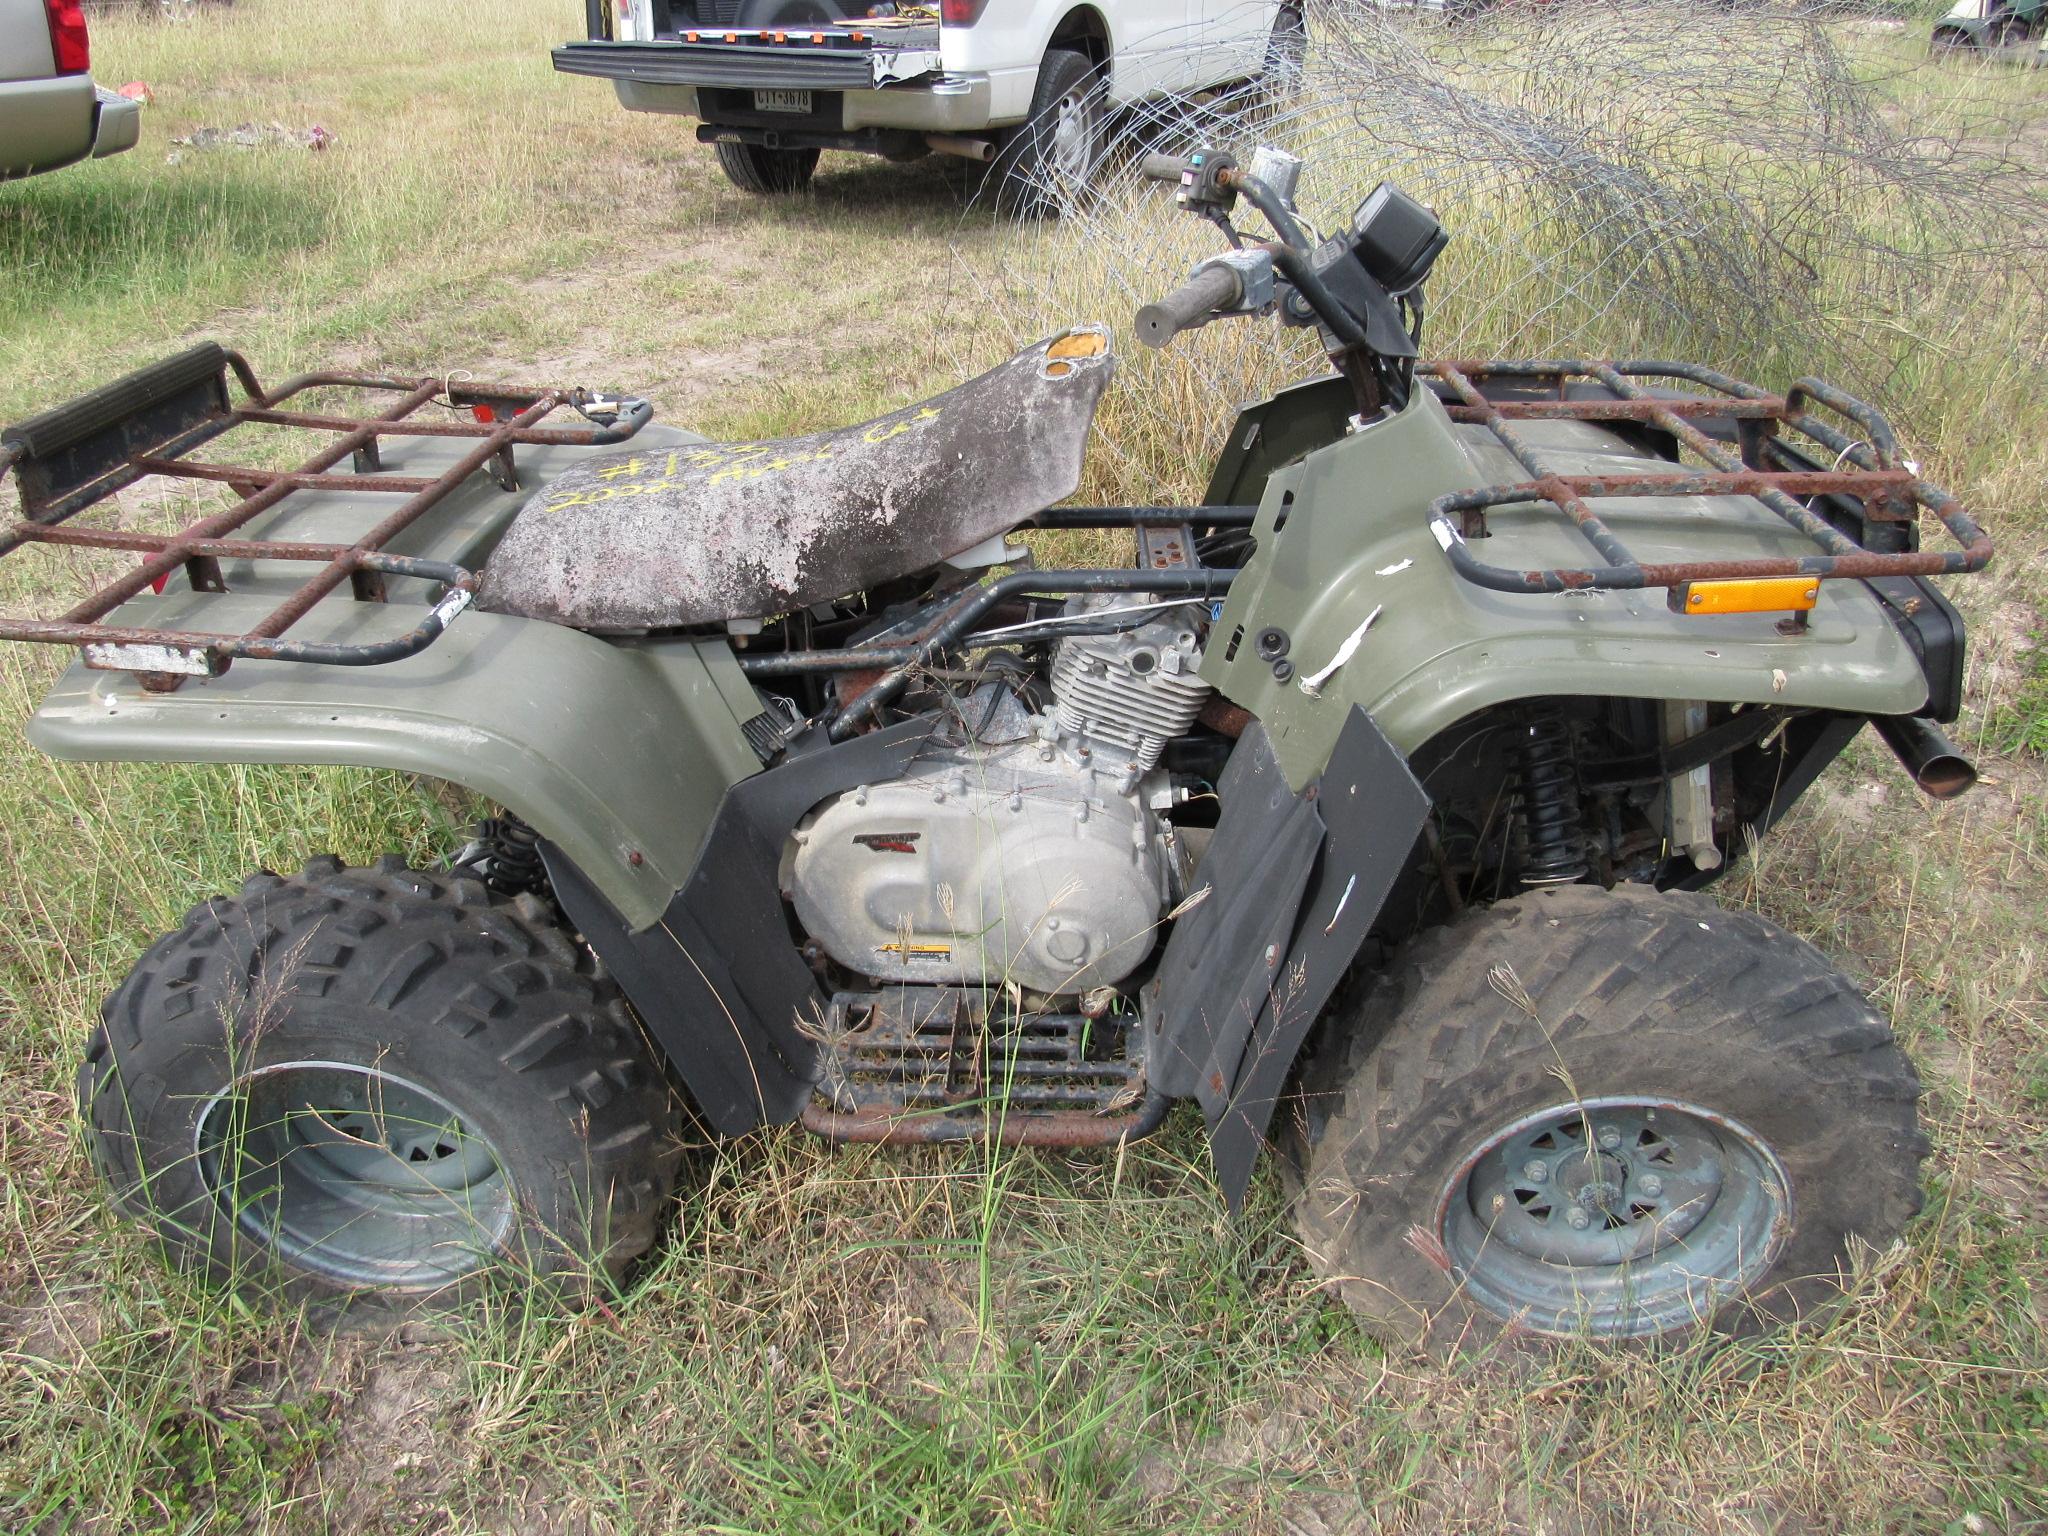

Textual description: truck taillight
[939,0,990,23]
[44,0,90,75]
[615,0,652,43]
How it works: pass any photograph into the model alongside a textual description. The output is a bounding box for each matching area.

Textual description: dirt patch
[0,1284,106,1366]
[312,1338,468,1527]
[1815,776,1892,830]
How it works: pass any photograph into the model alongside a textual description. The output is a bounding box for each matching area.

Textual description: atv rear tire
[985,48,1102,218]
[80,857,685,1311]
[1290,885,1925,1350]
[715,140,820,195]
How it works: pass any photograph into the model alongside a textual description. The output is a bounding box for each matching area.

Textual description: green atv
[0,144,1990,1347]
[1932,0,2045,52]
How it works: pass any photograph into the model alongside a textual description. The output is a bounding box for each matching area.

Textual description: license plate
[753,89,812,115]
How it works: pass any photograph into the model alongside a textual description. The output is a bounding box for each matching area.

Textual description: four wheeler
[0,142,1990,1345]
[1932,0,2045,53]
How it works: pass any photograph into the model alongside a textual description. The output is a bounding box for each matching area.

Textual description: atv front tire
[1291,885,1925,1349]
[80,857,685,1310]
[715,140,820,195]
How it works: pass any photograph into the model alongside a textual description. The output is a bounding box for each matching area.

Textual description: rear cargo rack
[0,343,650,689]
[1420,360,1991,601]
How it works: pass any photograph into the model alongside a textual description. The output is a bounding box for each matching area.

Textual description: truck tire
[1290,884,1926,1350]
[986,47,1102,217]
[1264,6,1308,92]
[714,140,820,195]
[79,856,685,1312]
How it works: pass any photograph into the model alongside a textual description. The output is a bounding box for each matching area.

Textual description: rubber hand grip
[1141,152,1192,183]
[1134,264,1243,349]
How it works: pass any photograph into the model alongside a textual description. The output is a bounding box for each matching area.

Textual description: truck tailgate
[553,24,942,91]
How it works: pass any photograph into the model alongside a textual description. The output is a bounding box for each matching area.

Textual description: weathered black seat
[478,328,1114,631]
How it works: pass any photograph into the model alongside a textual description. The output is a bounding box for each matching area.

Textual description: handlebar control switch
[1246,145,1304,213]
[1175,149,1240,217]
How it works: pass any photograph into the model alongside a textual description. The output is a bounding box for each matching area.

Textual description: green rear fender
[24,421,764,930]
[1201,384,1930,785]
[22,420,763,930]
[27,619,761,930]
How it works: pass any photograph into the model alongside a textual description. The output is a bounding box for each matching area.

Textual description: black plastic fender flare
[541,717,939,1135]
[1152,708,1431,1208]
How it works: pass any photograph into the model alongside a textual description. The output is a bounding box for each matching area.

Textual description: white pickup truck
[553,1,1302,206]
[1,0,140,182]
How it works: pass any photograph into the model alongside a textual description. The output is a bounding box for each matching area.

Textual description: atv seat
[478,328,1114,632]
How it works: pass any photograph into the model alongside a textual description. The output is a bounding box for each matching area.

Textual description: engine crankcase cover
[789,751,1167,995]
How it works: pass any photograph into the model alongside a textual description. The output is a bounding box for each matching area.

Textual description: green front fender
[1202,385,1931,786]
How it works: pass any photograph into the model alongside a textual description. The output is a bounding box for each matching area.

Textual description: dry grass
[1,1,2045,1532]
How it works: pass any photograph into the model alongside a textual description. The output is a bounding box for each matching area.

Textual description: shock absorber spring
[1516,710,1587,888]
[467,812,547,898]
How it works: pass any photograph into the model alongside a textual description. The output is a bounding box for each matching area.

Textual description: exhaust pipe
[926,133,995,162]
[1873,714,1978,800]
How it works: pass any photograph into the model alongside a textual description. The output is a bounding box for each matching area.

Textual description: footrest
[800,987,1152,1146]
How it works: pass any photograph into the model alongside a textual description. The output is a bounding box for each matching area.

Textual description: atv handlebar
[1135,262,1244,349]
[1141,152,1192,183]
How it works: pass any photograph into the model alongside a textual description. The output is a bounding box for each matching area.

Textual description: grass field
[2,2,2046,1531]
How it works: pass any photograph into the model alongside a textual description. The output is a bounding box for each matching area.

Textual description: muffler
[1873,714,1978,800]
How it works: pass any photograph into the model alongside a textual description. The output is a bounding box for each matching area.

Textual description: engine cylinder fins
[1516,711,1589,887]
[1047,598,1211,770]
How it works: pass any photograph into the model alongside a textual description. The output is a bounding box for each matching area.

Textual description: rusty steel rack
[1420,360,1992,599]
[0,342,651,688]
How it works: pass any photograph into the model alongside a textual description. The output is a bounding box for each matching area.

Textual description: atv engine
[788,596,1211,995]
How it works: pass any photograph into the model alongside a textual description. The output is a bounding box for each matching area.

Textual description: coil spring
[1516,712,1588,887]
[473,813,547,898]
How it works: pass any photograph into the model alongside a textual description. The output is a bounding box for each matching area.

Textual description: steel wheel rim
[1049,86,1093,182]
[1438,1096,1791,1338]
[196,1060,515,1290]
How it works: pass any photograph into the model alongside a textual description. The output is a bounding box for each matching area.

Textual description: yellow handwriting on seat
[546,409,937,505]
[544,477,684,511]
[707,446,835,484]
[862,405,942,446]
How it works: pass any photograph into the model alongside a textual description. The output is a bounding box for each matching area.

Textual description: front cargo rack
[0,342,651,689]
[1419,360,1991,601]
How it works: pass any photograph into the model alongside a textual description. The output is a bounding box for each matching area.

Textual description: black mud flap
[1154,710,1430,1208]
[541,718,937,1135]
